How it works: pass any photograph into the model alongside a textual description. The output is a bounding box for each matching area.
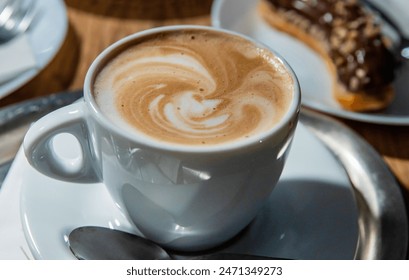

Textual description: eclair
[259,0,396,111]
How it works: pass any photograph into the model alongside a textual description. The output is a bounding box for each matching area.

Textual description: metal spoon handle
[69,226,288,260]
[360,0,409,61]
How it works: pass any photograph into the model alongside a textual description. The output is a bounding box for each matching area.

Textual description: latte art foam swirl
[94,31,294,146]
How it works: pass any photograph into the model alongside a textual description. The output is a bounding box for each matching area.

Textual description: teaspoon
[69,226,285,260]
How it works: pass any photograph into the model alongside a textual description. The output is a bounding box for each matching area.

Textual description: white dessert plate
[211,0,409,125]
[0,0,68,99]
[14,109,407,260]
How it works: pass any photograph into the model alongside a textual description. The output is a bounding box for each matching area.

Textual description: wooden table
[0,0,408,256]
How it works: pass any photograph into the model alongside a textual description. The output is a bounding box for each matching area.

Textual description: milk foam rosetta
[94,30,294,146]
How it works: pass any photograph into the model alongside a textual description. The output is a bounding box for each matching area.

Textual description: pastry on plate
[259,0,396,112]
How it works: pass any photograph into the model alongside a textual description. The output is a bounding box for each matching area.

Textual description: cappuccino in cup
[94,29,294,146]
[24,26,300,251]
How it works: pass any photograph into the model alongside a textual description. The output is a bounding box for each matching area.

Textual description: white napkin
[0,148,33,260]
[0,34,36,84]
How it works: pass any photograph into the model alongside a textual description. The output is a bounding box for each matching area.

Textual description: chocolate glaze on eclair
[259,0,396,111]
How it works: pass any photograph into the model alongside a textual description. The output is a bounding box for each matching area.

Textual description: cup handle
[23,102,100,183]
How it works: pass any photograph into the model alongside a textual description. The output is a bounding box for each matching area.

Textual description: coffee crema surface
[94,30,294,146]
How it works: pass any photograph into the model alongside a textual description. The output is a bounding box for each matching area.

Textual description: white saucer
[211,0,409,125]
[18,123,359,260]
[0,0,68,99]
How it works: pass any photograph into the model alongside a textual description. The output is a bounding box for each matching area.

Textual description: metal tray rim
[301,108,408,260]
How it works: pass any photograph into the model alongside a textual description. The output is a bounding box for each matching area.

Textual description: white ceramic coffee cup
[23,25,301,251]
